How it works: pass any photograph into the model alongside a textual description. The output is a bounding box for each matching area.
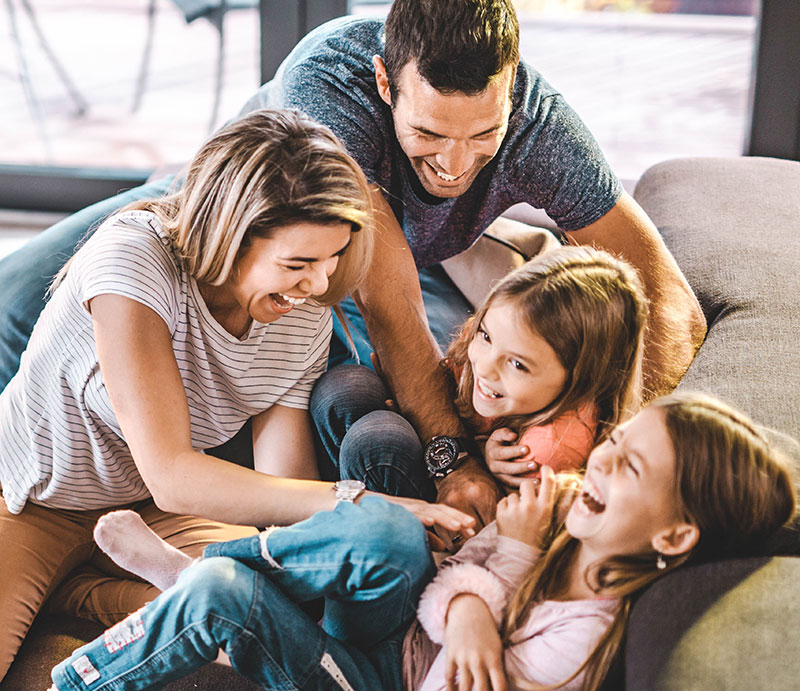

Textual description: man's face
[375,58,515,198]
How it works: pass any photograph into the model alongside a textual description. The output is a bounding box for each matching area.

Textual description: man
[0,0,705,541]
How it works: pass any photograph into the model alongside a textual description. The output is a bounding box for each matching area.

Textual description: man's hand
[445,594,508,691]
[382,494,476,549]
[436,458,501,551]
[495,467,557,549]
[484,427,540,489]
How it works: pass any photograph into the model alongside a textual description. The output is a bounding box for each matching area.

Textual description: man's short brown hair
[384,0,520,98]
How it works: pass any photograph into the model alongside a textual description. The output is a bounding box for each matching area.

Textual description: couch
[621,156,800,691]
[3,156,799,690]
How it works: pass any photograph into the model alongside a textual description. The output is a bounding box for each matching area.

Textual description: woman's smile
[203,221,352,333]
[266,292,308,316]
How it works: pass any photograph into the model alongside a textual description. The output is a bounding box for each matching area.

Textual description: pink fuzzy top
[404,522,619,691]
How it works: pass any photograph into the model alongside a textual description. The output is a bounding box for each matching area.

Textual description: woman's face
[566,407,687,559]
[467,300,568,418]
[224,221,351,325]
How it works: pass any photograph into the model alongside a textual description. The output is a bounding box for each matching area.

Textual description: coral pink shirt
[514,402,598,476]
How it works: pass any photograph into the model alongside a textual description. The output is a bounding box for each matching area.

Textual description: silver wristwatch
[333,479,366,504]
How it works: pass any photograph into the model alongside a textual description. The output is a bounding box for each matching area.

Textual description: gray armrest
[626,557,800,691]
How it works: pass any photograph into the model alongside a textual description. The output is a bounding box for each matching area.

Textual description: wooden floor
[1,2,756,253]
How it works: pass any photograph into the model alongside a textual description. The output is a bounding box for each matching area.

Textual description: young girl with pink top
[310,245,648,550]
[443,245,648,488]
[51,393,795,691]
[405,393,796,690]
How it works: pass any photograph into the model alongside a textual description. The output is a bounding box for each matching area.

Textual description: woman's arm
[90,294,474,535]
[91,293,475,535]
[91,293,341,525]
[252,405,319,480]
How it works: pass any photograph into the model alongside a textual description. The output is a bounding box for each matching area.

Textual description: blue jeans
[328,264,472,369]
[312,267,470,498]
[310,365,437,502]
[51,497,435,691]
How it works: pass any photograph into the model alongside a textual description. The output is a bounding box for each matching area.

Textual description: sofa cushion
[633,156,800,450]
[625,557,800,691]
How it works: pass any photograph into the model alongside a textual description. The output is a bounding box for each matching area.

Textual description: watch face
[425,436,459,473]
[334,479,366,502]
[336,479,364,492]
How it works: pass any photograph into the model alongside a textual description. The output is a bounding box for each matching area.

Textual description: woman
[0,109,473,680]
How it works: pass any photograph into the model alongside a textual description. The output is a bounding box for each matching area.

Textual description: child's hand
[485,427,539,489]
[444,594,508,691]
[495,466,557,549]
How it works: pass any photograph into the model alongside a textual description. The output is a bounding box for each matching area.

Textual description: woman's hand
[495,466,557,549]
[485,427,539,489]
[444,594,507,691]
[382,495,476,549]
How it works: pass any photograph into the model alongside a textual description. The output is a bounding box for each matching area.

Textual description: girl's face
[223,221,351,325]
[467,300,568,418]
[566,407,690,560]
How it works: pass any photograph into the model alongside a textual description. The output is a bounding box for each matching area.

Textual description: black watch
[424,436,474,478]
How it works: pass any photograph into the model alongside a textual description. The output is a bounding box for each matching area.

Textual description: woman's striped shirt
[0,210,331,513]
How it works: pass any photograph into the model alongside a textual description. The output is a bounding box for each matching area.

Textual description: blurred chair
[5,0,89,160]
[133,0,258,133]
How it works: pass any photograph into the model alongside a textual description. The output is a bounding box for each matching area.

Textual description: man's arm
[353,189,501,534]
[569,191,706,398]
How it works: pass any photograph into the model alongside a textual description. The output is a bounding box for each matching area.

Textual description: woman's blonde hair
[62,109,374,305]
[446,245,648,443]
[503,392,797,690]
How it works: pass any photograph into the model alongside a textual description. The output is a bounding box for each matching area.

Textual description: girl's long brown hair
[445,246,648,443]
[502,393,797,690]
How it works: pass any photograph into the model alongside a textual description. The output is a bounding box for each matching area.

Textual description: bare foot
[93,510,192,591]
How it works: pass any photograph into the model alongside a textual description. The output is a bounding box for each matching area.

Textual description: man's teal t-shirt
[238,16,622,269]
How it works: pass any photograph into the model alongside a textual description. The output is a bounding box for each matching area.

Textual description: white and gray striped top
[0,210,331,514]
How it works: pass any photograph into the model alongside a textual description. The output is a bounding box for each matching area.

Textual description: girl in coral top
[442,245,648,489]
[312,244,650,550]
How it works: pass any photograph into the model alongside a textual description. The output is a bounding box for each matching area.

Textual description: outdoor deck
[0,1,756,247]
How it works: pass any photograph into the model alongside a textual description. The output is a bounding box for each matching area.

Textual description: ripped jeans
[51,497,435,691]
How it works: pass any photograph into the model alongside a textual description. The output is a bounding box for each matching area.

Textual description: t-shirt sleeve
[509,93,623,231]
[280,63,387,186]
[73,215,180,333]
[276,307,333,409]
